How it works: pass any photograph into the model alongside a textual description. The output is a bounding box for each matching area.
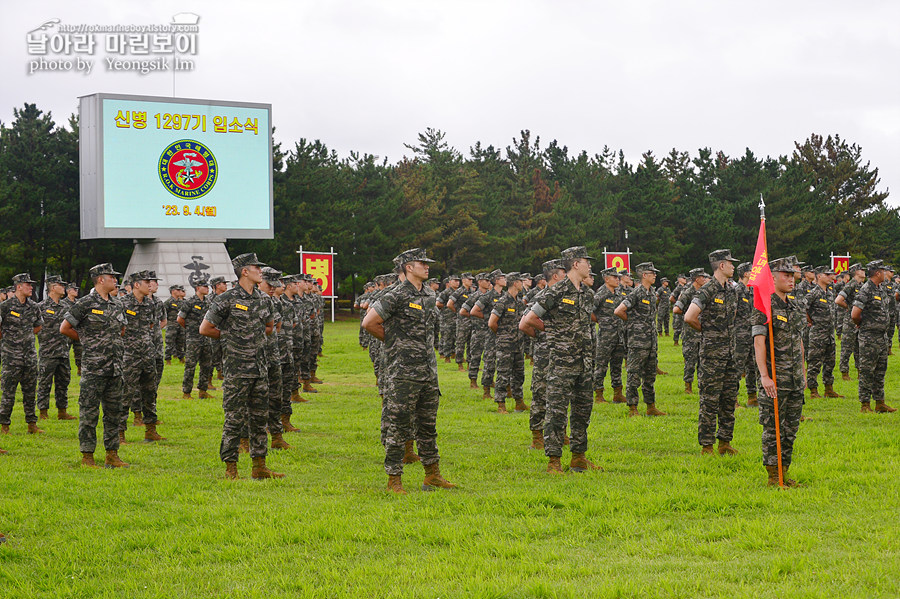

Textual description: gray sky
[3,0,898,203]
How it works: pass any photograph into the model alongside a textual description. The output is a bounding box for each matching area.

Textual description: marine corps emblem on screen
[158,139,218,199]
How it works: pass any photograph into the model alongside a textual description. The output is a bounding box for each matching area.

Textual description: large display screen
[79,93,273,239]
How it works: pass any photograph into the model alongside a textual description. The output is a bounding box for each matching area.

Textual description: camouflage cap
[194,274,210,287]
[815,266,836,275]
[736,262,751,276]
[769,257,797,273]
[447,273,461,282]
[885,264,895,272]
[261,267,282,281]
[677,273,687,280]
[505,272,521,283]
[660,277,669,283]
[66,282,78,290]
[208,275,227,287]
[519,272,532,280]
[688,267,710,280]
[232,253,265,271]
[848,262,862,272]
[460,272,474,280]
[488,269,506,282]
[145,270,162,281]
[474,273,489,281]
[635,262,661,275]
[600,267,621,278]
[532,274,545,282]
[620,270,633,278]
[425,277,439,285]
[542,259,565,272]
[395,247,435,265]
[45,275,67,286]
[168,284,181,292]
[560,246,595,261]
[865,259,887,274]
[709,249,739,264]
[785,256,803,269]
[129,270,154,283]
[88,263,121,278]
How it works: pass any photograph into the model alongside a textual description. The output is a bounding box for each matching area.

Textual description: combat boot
[311,370,324,384]
[684,382,693,394]
[595,389,608,403]
[717,440,738,455]
[765,464,780,487]
[217,371,224,380]
[0,424,8,434]
[281,414,300,432]
[701,445,714,455]
[782,466,801,487]
[497,401,508,414]
[105,450,129,468]
[225,462,239,480]
[563,435,570,446]
[875,400,897,413]
[628,405,640,417]
[824,385,844,398]
[547,456,563,474]
[470,378,478,389]
[530,429,544,450]
[290,390,308,403]
[28,422,45,434]
[251,456,285,479]
[482,386,491,399]
[514,398,530,412]
[674,339,679,346]
[506,386,512,398]
[444,356,451,363]
[450,353,456,360]
[118,431,129,445]
[302,380,318,393]
[0,447,7,455]
[165,358,172,366]
[132,411,144,427]
[199,390,214,399]
[422,461,456,490]
[570,453,602,472]
[207,379,217,391]
[181,392,193,400]
[860,402,874,413]
[646,404,667,416]
[144,423,166,442]
[403,440,420,463]
[808,388,821,399]
[747,392,759,407]
[458,363,465,372]
[270,433,292,449]
[612,387,626,403]
[239,438,250,453]
[656,366,668,375]
[39,409,49,420]
[387,474,406,495]
[81,452,98,467]
[58,409,76,420]
[841,371,851,381]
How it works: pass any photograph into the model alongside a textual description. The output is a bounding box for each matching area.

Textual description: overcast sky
[3,0,898,203]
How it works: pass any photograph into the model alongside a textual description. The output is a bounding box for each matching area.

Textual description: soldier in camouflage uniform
[60,263,129,468]
[298,275,322,394]
[447,273,475,372]
[471,270,506,398]
[362,248,455,494]
[278,274,302,427]
[684,250,741,455]
[356,282,375,348]
[257,268,291,450]
[673,269,710,394]
[593,267,626,404]
[309,282,325,381]
[201,253,281,480]
[836,263,865,379]
[520,246,600,474]
[459,273,491,388]
[656,277,672,336]
[671,274,687,345]
[36,275,76,421]
[489,272,528,413]
[64,284,84,376]
[0,273,44,434]
[164,285,186,363]
[361,275,388,388]
[208,276,229,386]
[852,260,896,414]
[615,262,667,417]
[752,257,805,487]
[120,271,166,443]
[437,274,460,360]
[427,278,441,350]
[138,272,167,426]
[178,275,214,399]
[520,260,567,450]
[735,263,759,407]
[282,274,306,403]
[883,266,897,354]
[806,267,843,399]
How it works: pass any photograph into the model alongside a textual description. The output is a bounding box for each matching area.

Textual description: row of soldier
[0,256,328,479]
[357,246,898,491]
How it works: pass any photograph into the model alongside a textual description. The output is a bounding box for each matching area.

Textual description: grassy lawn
[1,319,899,598]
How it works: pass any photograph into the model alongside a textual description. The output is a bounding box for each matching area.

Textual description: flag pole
[760,195,784,488]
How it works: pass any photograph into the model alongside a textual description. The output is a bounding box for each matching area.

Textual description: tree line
[1,103,895,298]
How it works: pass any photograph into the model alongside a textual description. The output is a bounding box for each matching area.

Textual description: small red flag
[747,218,775,323]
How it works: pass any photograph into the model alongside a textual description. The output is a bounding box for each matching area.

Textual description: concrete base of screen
[124,240,234,300]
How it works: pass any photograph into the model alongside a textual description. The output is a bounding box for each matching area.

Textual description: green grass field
[1,319,899,598]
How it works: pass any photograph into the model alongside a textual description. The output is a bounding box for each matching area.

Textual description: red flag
[747,218,775,323]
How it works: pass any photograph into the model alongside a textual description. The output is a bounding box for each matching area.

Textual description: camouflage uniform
[36,294,71,412]
[278,283,297,418]
[66,279,126,453]
[437,283,458,358]
[461,285,487,382]
[371,278,440,476]
[179,291,213,394]
[357,288,371,348]
[491,289,525,404]
[0,287,43,425]
[838,275,862,374]
[671,281,685,343]
[452,278,475,366]
[621,279,659,406]
[735,278,758,398]
[854,274,890,406]
[693,269,740,447]
[675,281,702,385]
[656,283,672,335]
[290,290,307,391]
[474,286,502,389]
[806,281,837,391]
[206,280,273,462]
[262,291,284,436]
[593,282,625,393]
[525,285,551,435]
[752,288,805,469]
[149,291,166,388]
[531,274,594,457]
[120,291,159,432]
[164,293,185,361]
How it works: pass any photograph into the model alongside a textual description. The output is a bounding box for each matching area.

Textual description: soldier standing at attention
[593,267,626,404]
[735,263,759,407]
[363,248,454,495]
[489,273,528,414]
[120,271,166,444]
[806,267,843,399]
[615,262,667,417]
[36,275,76,421]
[64,284,84,375]
[207,276,229,388]
[852,260,896,414]
[684,250,741,455]
[835,263,865,380]
[883,265,897,355]
[673,269,710,394]
[60,264,129,468]
[201,253,281,480]
[436,275,460,361]
[178,275,214,399]
[656,277,672,336]
[283,274,307,403]
[278,275,302,427]
[752,257,805,487]
[459,273,490,388]
[447,273,475,372]
[471,270,506,398]
[520,247,599,474]
[258,268,291,450]
[0,273,44,434]
[165,285,186,364]
[671,274,686,346]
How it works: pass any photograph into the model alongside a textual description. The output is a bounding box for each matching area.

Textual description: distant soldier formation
[1,248,897,491]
